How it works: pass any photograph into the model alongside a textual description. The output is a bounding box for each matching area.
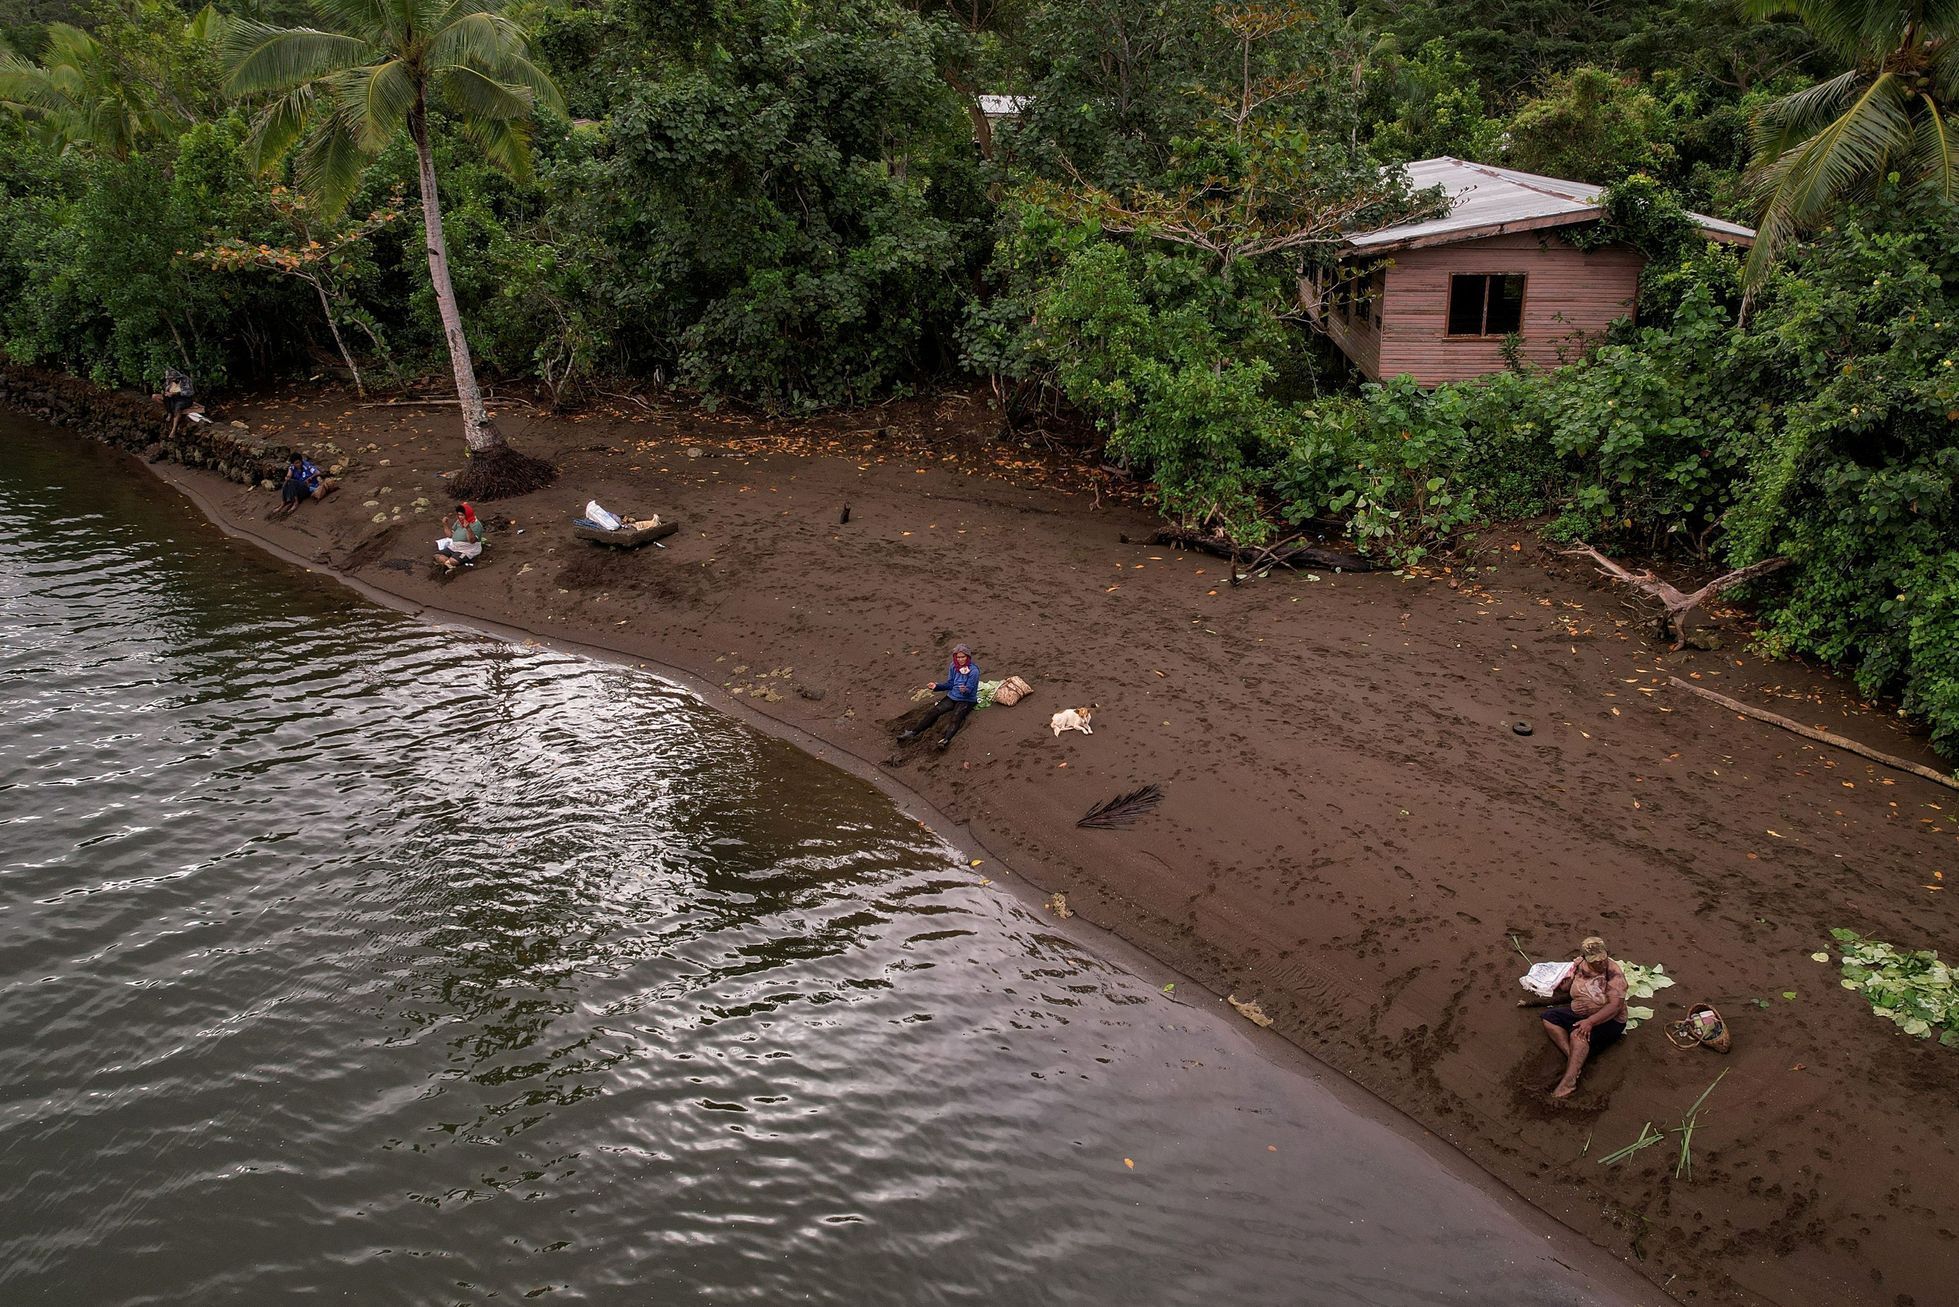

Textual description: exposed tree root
[450,439,557,502]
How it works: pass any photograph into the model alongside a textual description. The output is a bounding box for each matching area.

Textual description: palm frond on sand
[1077,784,1164,829]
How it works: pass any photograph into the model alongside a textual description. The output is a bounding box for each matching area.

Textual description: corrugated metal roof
[978,95,1030,118]
[1347,157,1755,251]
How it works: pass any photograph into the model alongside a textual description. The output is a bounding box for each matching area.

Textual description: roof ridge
[1459,159,1596,207]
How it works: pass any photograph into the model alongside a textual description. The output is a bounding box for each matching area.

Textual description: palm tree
[0,23,180,159]
[223,0,562,498]
[1743,0,1959,290]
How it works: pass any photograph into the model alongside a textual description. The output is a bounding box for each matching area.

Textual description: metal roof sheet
[1347,157,1754,251]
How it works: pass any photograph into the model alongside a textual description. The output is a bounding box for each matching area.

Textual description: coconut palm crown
[223,0,563,492]
[1743,0,1959,289]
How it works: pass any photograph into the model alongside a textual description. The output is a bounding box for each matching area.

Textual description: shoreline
[16,386,1959,1306]
[135,420,1649,1295]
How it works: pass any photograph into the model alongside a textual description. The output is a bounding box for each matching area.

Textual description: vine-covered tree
[223,0,563,497]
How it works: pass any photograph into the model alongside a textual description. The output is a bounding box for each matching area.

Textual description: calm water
[0,418,1637,1305]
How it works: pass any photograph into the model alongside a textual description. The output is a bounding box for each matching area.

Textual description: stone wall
[0,363,293,486]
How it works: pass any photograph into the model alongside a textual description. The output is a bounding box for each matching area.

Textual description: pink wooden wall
[1367,232,1643,385]
[1301,268,1383,378]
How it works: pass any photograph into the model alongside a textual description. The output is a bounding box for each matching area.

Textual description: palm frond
[458,111,533,181]
[438,62,532,121]
[1768,72,1912,223]
[311,0,406,44]
[1077,784,1166,830]
[295,97,374,215]
[1745,71,1913,286]
[430,10,525,67]
[224,23,370,97]
[1751,67,1865,159]
[351,57,416,150]
[243,84,317,173]
[1742,0,1875,61]
[490,52,562,117]
[1911,97,1959,200]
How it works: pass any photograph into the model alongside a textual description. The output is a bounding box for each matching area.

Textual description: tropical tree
[1742,0,1959,290]
[222,0,562,497]
[0,21,179,157]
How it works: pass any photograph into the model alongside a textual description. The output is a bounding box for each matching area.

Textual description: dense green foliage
[1,0,1956,753]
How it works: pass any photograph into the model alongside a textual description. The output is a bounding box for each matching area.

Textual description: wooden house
[1303,158,1754,386]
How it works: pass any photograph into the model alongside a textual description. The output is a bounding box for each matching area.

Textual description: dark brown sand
[149,386,1959,1307]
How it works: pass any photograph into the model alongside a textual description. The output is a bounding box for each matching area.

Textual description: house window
[1445,273,1526,337]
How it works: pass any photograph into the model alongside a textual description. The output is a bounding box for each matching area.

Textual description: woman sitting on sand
[1527,936,1628,1099]
[435,502,487,571]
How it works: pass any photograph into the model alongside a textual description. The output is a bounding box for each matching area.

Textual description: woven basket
[992,675,1032,706]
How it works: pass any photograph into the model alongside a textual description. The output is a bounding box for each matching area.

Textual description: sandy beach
[127,385,1959,1307]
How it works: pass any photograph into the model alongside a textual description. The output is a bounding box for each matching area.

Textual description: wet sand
[138,386,1959,1307]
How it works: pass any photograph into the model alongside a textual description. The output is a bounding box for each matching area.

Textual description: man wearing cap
[898,643,981,752]
[1535,936,1629,1099]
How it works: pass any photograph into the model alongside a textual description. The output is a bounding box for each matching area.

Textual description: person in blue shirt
[276,451,335,516]
[899,643,980,751]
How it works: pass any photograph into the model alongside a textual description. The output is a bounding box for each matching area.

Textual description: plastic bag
[585,500,622,532]
[1519,960,1573,998]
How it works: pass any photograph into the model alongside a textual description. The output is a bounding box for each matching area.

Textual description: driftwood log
[1562,544,1788,649]
[1147,527,1373,575]
[1669,677,1957,791]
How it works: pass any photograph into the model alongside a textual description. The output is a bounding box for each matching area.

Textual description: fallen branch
[1563,544,1788,648]
[1668,677,1958,791]
[359,394,536,410]
[1149,526,1372,573]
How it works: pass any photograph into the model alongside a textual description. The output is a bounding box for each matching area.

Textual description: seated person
[435,502,487,571]
[1525,935,1628,1099]
[276,452,335,515]
[897,643,981,752]
[159,368,197,427]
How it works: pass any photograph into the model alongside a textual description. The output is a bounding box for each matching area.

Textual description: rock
[378,458,392,466]
[261,479,277,491]
[363,500,380,508]
[796,685,826,702]
[328,464,344,475]
[371,513,388,523]
[686,447,704,459]
[412,497,430,507]
[230,419,249,430]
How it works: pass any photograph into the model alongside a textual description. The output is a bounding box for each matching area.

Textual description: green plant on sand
[1825,928,1959,1046]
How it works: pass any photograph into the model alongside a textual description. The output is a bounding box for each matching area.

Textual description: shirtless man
[1531,935,1629,1099]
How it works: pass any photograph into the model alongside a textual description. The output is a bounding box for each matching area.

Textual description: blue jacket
[934,659,981,704]
[286,458,321,492]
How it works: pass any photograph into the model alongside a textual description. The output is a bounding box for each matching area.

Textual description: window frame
[1444,272,1528,339]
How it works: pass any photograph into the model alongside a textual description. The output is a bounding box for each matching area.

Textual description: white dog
[1050,706,1094,736]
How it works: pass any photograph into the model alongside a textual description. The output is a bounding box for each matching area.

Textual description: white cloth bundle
[1519,960,1574,999]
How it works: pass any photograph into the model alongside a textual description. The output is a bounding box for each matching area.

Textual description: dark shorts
[1542,1005,1625,1050]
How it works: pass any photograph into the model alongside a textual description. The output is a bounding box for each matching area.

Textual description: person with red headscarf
[898,643,981,752]
[436,501,487,571]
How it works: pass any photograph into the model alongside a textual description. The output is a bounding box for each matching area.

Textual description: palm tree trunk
[408,98,500,455]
